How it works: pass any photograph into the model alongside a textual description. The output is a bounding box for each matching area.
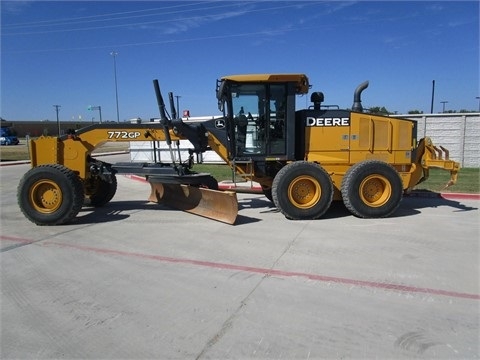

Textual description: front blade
[148,182,238,225]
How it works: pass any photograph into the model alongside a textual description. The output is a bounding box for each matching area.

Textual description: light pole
[110,51,120,123]
[440,101,448,113]
[476,96,480,112]
[53,105,61,135]
[430,80,435,113]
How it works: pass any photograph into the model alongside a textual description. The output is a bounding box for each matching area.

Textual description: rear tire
[272,161,333,220]
[17,164,85,225]
[341,160,403,218]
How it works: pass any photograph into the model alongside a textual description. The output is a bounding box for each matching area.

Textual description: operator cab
[216,74,309,161]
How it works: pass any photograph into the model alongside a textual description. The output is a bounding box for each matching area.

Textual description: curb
[405,191,480,201]
[0,160,30,166]
[218,181,263,193]
[438,192,480,200]
[0,151,129,167]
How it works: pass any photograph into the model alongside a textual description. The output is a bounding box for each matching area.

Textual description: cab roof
[220,73,310,95]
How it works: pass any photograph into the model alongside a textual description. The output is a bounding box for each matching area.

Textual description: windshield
[229,83,287,157]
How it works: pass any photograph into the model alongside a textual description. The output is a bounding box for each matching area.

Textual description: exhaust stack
[352,81,369,112]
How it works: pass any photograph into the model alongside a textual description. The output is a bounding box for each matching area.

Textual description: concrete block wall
[463,116,480,167]
[395,113,480,167]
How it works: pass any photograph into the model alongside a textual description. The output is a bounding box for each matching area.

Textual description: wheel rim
[288,175,321,209]
[359,175,391,207]
[29,179,63,213]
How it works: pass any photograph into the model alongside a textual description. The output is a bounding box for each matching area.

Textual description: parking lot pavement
[1,160,479,359]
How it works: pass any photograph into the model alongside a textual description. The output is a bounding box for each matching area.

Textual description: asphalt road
[1,155,479,359]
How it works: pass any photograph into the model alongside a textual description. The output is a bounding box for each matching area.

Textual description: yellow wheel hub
[29,180,63,213]
[359,175,391,207]
[288,175,321,209]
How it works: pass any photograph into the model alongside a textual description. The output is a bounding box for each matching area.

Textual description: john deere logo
[215,119,226,129]
[306,117,350,127]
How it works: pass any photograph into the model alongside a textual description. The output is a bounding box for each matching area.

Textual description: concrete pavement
[1,156,479,359]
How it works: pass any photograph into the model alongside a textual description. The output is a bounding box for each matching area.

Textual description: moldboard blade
[148,182,238,225]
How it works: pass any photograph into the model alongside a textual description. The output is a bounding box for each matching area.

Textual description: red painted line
[218,183,263,193]
[124,175,263,192]
[440,192,480,200]
[43,241,480,301]
[123,174,147,183]
[0,235,35,243]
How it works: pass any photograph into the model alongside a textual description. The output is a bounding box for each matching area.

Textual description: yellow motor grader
[17,74,459,225]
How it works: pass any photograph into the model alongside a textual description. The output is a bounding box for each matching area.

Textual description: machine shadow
[75,200,166,225]
[78,200,262,226]
[395,195,478,216]
[237,192,477,222]
[237,196,354,220]
[238,196,274,210]
[73,193,476,225]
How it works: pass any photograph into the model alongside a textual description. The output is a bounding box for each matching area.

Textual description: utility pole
[53,105,61,135]
[440,101,448,113]
[110,51,120,123]
[430,80,435,114]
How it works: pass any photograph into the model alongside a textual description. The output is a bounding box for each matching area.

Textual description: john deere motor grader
[17,74,459,225]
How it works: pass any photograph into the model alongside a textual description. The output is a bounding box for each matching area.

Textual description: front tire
[261,185,273,202]
[341,160,403,218]
[17,164,85,225]
[272,161,333,220]
[88,174,117,207]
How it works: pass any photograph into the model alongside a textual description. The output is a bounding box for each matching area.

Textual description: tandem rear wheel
[341,160,403,218]
[17,164,85,225]
[272,161,333,220]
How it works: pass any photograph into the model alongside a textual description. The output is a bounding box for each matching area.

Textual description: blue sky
[1,1,478,122]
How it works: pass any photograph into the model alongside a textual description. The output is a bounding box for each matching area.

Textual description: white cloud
[158,4,255,35]
[1,0,32,15]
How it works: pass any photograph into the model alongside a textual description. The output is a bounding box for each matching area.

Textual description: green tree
[368,106,391,115]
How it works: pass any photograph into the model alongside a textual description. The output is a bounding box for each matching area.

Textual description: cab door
[228,82,289,160]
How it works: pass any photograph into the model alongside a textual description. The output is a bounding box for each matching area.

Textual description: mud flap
[148,181,238,224]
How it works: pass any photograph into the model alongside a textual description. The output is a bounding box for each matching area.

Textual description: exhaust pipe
[352,81,369,112]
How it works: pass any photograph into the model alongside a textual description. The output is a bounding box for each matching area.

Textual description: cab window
[230,83,287,157]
